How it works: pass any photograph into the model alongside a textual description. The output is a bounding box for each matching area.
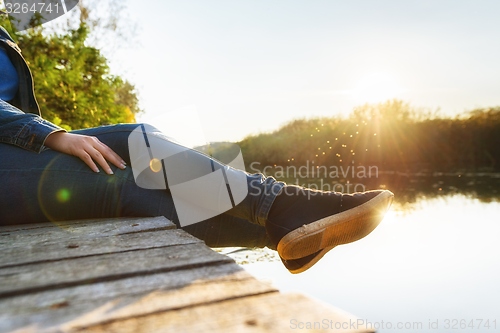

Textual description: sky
[21,0,500,146]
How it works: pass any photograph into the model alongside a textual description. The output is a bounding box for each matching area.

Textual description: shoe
[266,187,394,260]
[280,246,334,274]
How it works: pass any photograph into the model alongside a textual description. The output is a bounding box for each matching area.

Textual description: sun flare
[352,73,403,104]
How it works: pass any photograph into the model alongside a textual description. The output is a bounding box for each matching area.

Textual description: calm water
[237,174,500,332]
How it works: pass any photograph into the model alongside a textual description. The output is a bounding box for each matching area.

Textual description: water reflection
[276,171,500,207]
[243,194,500,333]
[374,171,500,205]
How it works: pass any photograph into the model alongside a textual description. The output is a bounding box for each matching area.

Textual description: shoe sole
[277,190,394,260]
[282,246,334,274]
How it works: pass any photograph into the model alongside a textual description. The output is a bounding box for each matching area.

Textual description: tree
[1,5,141,130]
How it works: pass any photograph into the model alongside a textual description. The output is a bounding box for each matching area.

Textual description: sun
[351,73,403,104]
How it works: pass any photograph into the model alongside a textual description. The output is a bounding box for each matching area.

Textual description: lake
[227,173,500,332]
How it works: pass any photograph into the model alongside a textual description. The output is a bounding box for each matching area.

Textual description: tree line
[237,100,500,173]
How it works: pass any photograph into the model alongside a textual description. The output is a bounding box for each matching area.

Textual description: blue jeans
[0,124,284,248]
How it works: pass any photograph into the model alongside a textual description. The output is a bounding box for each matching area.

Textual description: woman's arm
[1,99,126,174]
[0,98,63,152]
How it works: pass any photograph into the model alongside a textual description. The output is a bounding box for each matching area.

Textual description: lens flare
[149,158,163,173]
[56,188,71,203]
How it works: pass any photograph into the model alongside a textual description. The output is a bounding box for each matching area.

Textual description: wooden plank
[0,264,278,333]
[78,292,375,333]
[0,217,373,333]
[0,242,234,298]
[0,228,201,268]
[0,263,248,315]
[0,216,175,240]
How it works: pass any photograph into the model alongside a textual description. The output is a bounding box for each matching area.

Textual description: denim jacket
[0,26,64,153]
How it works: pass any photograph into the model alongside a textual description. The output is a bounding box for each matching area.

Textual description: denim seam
[256,181,284,226]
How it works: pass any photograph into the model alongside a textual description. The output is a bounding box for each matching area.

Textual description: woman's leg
[72,124,284,226]
[1,123,394,273]
[0,123,273,248]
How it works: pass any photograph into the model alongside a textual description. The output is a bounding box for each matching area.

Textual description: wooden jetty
[0,217,374,332]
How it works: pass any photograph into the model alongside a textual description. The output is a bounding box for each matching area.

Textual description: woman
[0,24,393,273]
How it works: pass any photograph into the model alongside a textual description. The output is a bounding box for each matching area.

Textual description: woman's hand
[44,132,127,175]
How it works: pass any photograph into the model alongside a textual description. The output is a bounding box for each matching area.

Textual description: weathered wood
[0,264,277,333]
[0,217,374,333]
[0,216,174,241]
[78,292,374,333]
[0,228,200,268]
[0,242,233,298]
